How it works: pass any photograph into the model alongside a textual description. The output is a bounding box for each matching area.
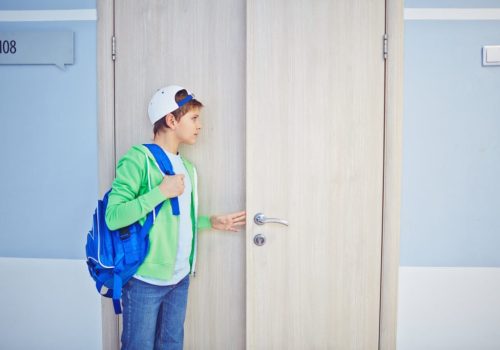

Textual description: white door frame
[96,1,119,349]
[379,1,404,348]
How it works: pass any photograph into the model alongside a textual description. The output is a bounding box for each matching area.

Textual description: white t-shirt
[134,149,193,286]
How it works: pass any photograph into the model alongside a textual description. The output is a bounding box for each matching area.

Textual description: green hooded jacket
[105,145,211,281]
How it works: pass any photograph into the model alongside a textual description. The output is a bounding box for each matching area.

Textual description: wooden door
[114,1,246,349]
[246,0,386,348]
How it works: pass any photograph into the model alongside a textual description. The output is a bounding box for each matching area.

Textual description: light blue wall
[399,4,500,349]
[401,5,500,266]
[0,3,101,349]
[0,0,97,259]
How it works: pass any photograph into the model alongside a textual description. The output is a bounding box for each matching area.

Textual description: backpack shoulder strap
[142,143,180,216]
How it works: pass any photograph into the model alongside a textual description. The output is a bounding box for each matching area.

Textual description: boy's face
[173,107,202,145]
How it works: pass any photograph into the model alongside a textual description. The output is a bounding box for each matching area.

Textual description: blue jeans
[121,274,190,350]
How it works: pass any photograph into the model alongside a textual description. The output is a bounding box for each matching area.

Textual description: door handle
[253,213,289,226]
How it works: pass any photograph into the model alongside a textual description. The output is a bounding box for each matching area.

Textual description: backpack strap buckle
[119,227,131,240]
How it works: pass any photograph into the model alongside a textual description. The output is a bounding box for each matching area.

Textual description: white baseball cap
[147,85,195,125]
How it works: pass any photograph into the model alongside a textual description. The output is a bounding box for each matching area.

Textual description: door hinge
[383,33,388,60]
[112,35,116,61]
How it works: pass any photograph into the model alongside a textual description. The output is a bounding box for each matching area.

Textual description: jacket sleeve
[197,215,212,230]
[105,148,166,231]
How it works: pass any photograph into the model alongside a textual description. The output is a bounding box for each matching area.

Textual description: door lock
[253,234,266,246]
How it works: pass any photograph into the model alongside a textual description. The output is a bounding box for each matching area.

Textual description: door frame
[96,0,403,348]
[97,1,119,349]
[379,1,404,349]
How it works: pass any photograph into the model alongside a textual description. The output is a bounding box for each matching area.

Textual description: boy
[105,85,246,350]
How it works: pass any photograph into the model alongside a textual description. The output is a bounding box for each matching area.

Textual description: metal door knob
[254,213,289,226]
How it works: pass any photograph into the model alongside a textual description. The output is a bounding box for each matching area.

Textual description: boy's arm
[105,150,166,231]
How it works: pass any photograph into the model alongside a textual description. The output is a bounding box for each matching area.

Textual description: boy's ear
[165,113,176,129]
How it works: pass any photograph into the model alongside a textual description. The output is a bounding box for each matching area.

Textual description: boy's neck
[153,132,179,155]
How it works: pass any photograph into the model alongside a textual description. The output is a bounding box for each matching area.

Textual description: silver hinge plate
[383,33,388,59]
[112,35,116,61]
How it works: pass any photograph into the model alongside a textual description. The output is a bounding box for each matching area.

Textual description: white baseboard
[398,266,500,350]
[0,257,102,350]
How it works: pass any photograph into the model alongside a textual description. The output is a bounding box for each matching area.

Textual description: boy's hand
[159,174,185,198]
[210,211,246,232]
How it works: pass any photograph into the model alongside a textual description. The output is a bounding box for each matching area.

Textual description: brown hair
[153,89,203,135]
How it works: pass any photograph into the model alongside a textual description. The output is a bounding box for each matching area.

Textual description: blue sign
[0,31,74,69]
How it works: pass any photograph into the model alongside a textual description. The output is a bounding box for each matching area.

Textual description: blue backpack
[85,144,180,314]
